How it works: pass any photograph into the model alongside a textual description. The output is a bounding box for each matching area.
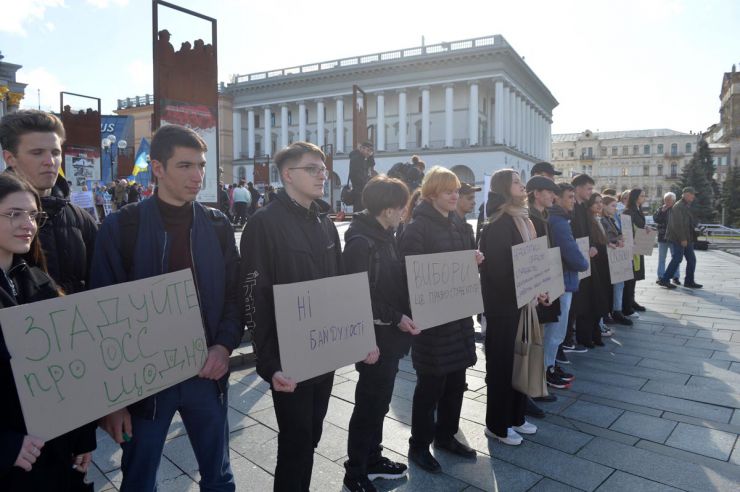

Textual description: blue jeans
[544,291,573,368]
[120,377,234,492]
[613,282,624,312]
[662,242,696,284]
[657,241,680,280]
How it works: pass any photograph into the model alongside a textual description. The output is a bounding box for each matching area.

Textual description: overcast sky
[2,0,739,134]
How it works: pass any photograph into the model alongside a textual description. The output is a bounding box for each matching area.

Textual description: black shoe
[533,394,558,402]
[434,437,476,458]
[553,365,574,382]
[546,369,570,389]
[657,279,677,289]
[563,344,588,353]
[594,340,606,347]
[672,278,681,285]
[684,282,703,289]
[525,397,546,418]
[611,311,633,326]
[562,342,576,350]
[408,447,441,473]
[632,302,646,312]
[343,475,377,492]
[655,279,662,284]
[604,314,616,325]
[367,457,407,481]
[555,347,570,364]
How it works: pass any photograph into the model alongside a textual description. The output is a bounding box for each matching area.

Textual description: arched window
[671,143,678,156]
[450,165,475,186]
[670,162,678,177]
[237,167,246,180]
[685,143,692,154]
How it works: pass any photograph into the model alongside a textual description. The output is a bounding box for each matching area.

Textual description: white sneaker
[485,426,523,445]
[512,421,538,435]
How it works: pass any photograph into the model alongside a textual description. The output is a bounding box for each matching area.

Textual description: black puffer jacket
[240,190,343,385]
[623,206,646,281]
[398,200,476,375]
[479,212,524,320]
[344,212,412,359]
[0,259,96,490]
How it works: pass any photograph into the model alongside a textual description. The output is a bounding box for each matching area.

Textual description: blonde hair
[420,166,460,201]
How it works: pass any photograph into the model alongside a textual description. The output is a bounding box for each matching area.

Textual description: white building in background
[551,129,700,207]
[225,35,558,209]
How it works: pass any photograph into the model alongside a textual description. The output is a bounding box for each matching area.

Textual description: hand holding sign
[272,371,297,393]
[398,315,421,335]
[14,435,45,472]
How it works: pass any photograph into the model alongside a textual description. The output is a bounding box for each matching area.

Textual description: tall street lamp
[102,135,127,182]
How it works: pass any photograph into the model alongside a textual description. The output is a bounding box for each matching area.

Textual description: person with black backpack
[342,176,420,492]
[90,125,242,492]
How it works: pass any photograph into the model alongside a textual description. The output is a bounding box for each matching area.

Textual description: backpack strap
[346,234,381,294]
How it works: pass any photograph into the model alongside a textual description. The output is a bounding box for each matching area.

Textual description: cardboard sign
[70,190,99,222]
[405,250,483,330]
[634,228,657,256]
[621,214,634,248]
[608,246,635,284]
[542,247,566,302]
[512,236,551,308]
[0,269,207,441]
[576,237,591,280]
[273,273,376,383]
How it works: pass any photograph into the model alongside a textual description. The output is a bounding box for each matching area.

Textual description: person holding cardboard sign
[0,173,96,490]
[240,142,368,491]
[399,167,482,473]
[479,169,543,446]
[91,126,242,491]
[342,176,418,492]
[581,193,613,346]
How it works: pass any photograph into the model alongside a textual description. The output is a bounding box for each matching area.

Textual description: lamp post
[102,135,128,182]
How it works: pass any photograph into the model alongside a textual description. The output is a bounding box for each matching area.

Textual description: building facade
[705,65,740,183]
[551,129,700,207]
[0,52,27,169]
[226,35,558,209]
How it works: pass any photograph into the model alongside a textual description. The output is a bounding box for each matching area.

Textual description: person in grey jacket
[659,187,702,289]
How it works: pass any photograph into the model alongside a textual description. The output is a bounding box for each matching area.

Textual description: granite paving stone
[528,477,582,491]
[664,422,738,461]
[561,400,625,428]
[595,470,683,491]
[609,411,678,443]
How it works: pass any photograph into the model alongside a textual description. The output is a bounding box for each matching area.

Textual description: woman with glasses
[0,173,96,490]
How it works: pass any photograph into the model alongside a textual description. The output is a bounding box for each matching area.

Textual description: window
[670,162,678,176]
[622,146,628,155]
[270,165,279,182]
[657,164,663,176]
[622,167,629,176]
[559,150,564,158]
[587,147,593,157]
[656,185,662,197]
[657,144,664,154]
[255,141,261,156]
[612,146,618,156]
[644,145,650,155]
[568,149,574,158]
[633,145,639,155]
[685,143,692,153]
[671,143,677,156]
[418,97,423,112]
[643,186,650,197]
[237,167,246,180]
[270,112,276,127]
[255,114,260,129]
[581,165,587,174]
[287,111,293,126]
[643,165,650,176]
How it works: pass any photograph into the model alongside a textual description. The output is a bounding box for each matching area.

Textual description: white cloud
[45,21,56,31]
[0,0,65,36]
[85,0,129,7]
[16,67,65,112]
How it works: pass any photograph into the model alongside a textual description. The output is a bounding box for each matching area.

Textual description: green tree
[673,140,717,223]
[721,164,740,227]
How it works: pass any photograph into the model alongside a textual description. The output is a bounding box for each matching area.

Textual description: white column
[525,102,532,155]
[232,109,242,160]
[298,101,306,141]
[508,88,515,148]
[316,100,325,148]
[546,118,552,159]
[444,84,454,147]
[494,80,504,144]
[516,95,523,150]
[468,81,479,146]
[247,109,255,158]
[398,90,407,150]
[502,85,510,145]
[530,106,536,156]
[335,97,344,153]
[264,107,272,156]
[280,105,289,148]
[539,114,545,159]
[421,86,430,148]
[376,92,385,151]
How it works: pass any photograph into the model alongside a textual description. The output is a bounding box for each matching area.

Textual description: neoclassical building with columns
[225,35,558,209]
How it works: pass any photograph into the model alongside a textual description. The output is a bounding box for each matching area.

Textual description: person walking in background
[653,192,681,285]
[231,180,251,226]
[659,187,703,289]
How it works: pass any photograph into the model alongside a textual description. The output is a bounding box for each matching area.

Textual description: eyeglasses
[0,210,48,228]
[288,166,329,177]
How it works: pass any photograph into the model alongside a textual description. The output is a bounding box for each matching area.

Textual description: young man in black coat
[342,176,420,492]
[240,142,359,491]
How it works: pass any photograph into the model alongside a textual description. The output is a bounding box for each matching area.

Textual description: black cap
[459,182,482,195]
[531,161,562,176]
[526,176,561,193]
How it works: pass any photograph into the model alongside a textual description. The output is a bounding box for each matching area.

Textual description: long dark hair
[0,173,47,271]
[626,188,644,212]
[586,192,607,245]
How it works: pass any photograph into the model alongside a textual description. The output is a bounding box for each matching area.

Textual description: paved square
[90,246,740,491]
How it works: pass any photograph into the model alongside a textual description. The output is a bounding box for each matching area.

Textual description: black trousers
[233,202,248,225]
[622,279,636,313]
[485,315,527,437]
[345,354,401,478]
[272,372,334,492]
[409,369,467,449]
[576,314,603,346]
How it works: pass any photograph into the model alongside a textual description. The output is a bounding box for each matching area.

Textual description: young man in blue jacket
[90,125,242,491]
[545,183,589,382]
